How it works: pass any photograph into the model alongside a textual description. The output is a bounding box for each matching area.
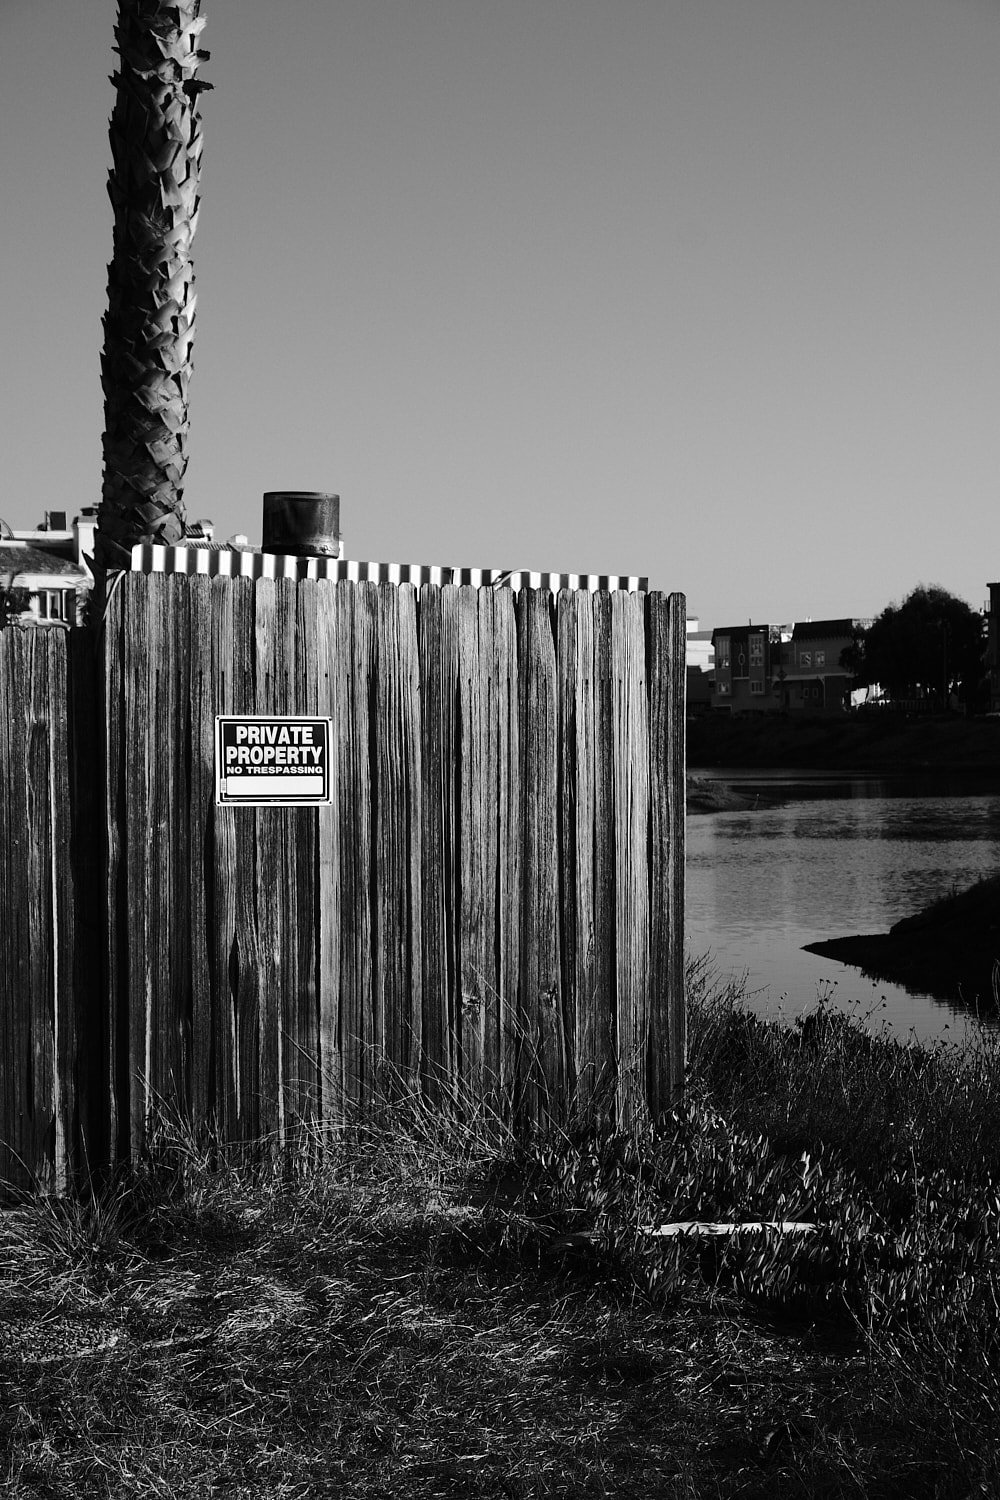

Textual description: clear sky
[2,0,998,627]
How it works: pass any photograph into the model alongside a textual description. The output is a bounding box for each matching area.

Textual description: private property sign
[215,716,333,806]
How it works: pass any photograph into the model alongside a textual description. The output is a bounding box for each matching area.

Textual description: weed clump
[3,968,1000,1496]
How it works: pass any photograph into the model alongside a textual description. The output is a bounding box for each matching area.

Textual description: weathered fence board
[0,629,89,1193]
[294,580,320,1131]
[1,571,685,1188]
[495,592,521,1108]
[649,592,687,1114]
[418,585,448,1102]
[186,576,214,1130]
[373,583,422,1090]
[612,589,650,1125]
[520,589,565,1121]
[66,627,103,1173]
[314,580,340,1127]
[340,581,374,1108]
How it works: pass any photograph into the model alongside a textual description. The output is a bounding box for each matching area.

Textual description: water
[686,769,1000,1048]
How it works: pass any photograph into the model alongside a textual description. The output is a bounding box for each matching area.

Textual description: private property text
[224,723,323,767]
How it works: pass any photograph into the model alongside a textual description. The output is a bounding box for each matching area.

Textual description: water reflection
[686,769,1000,1048]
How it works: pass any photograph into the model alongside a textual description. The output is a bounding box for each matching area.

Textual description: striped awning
[130,543,647,594]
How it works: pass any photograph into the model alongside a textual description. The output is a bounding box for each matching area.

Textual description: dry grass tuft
[2,966,1000,1495]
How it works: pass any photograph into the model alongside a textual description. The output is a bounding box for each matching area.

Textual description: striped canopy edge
[129,543,648,594]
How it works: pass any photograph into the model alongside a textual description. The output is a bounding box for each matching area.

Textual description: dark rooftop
[0,544,89,580]
[791,618,855,640]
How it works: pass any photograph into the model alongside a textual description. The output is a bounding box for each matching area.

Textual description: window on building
[717,681,731,696]
[749,634,764,664]
[750,680,764,695]
[815,650,826,666]
[800,650,812,668]
[716,636,730,668]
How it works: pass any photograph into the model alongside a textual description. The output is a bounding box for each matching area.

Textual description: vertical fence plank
[131,572,176,1136]
[440,587,461,1099]
[161,575,189,1118]
[477,590,499,1096]
[122,573,153,1159]
[338,580,374,1107]
[102,573,126,1164]
[253,577,279,1145]
[454,586,502,1106]
[0,636,16,1185]
[275,577,301,1142]
[612,591,650,1127]
[333,582,357,1110]
[399,586,423,1087]
[47,630,76,1192]
[571,593,608,1111]
[3,632,58,1188]
[171,575,196,1118]
[457,586,487,1101]
[210,574,240,1141]
[0,637,12,1183]
[66,624,102,1183]
[315,580,341,1128]
[254,576,295,1146]
[519,589,564,1124]
[293,579,320,1133]
[648,591,687,1114]
[1,636,33,1186]
[494,589,520,1118]
[374,585,422,1089]
[666,594,687,1105]
[211,574,259,1143]
[142,573,167,1128]
[419,585,448,1101]
[186,576,214,1129]
[592,592,616,1114]
[3,633,28,1185]
[28,634,56,1187]
[556,591,578,1107]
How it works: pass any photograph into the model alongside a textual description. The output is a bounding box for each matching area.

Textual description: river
[685,769,1000,1048]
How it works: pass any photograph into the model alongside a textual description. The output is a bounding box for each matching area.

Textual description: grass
[4,969,1000,1497]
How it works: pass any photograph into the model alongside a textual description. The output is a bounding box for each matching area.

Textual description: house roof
[711,624,772,639]
[791,618,854,641]
[0,544,89,580]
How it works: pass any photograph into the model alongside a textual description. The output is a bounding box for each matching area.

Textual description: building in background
[986,583,1000,713]
[710,623,781,712]
[0,511,219,626]
[776,619,857,714]
[685,617,714,712]
[709,618,859,714]
[0,510,97,626]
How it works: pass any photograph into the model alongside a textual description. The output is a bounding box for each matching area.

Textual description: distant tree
[0,576,31,628]
[845,585,984,710]
[838,623,867,683]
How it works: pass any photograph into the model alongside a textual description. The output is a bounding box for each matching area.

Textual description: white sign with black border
[215,716,333,806]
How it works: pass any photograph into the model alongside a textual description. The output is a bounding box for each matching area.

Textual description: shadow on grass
[2,963,1000,1496]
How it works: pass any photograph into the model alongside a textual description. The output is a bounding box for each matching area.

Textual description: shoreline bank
[687,711,1000,772]
[806,874,1000,1015]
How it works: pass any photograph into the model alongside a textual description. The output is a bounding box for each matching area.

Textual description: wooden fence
[2,573,686,1192]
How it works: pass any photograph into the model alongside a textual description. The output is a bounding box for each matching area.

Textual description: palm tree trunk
[96,1,212,571]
